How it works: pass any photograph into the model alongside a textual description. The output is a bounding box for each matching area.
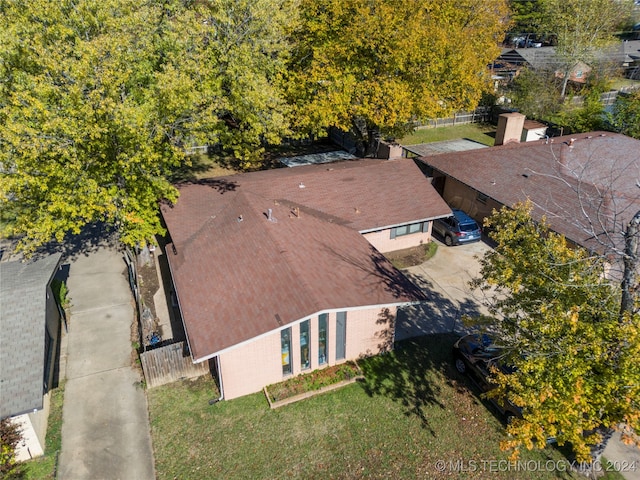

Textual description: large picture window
[318,314,328,365]
[281,328,292,375]
[300,319,310,370]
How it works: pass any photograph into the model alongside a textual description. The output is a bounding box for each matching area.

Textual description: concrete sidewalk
[58,246,155,480]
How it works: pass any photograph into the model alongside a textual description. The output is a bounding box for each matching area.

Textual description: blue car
[432,209,482,246]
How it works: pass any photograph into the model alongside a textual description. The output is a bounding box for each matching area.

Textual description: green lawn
[400,123,497,147]
[148,334,597,480]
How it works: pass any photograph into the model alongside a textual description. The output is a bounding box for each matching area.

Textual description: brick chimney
[495,112,526,146]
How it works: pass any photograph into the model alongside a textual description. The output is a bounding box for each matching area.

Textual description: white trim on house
[191,301,417,364]
[358,215,452,234]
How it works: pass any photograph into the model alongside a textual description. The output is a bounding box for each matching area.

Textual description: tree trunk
[620,210,640,320]
[351,118,380,157]
[560,68,570,98]
[351,118,367,157]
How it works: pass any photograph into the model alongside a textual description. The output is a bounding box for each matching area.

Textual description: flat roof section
[278,150,357,167]
[403,139,489,157]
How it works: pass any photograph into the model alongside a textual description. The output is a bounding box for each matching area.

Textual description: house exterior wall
[363,226,431,253]
[521,127,548,142]
[218,306,396,400]
[439,175,503,222]
[44,285,60,393]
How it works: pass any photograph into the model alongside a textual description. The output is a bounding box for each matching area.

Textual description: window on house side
[391,222,424,238]
[300,319,310,370]
[318,314,328,365]
[281,328,292,376]
[336,312,347,360]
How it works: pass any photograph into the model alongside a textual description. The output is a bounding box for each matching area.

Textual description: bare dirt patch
[385,242,438,269]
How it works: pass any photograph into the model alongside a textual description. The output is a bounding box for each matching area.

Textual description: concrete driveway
[395,238,494,340]
[396,238,640,480]
[58,243,154,480]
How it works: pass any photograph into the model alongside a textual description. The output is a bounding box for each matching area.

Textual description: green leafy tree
[611,90,640,139]
[538,0,633,97]
[471,202,640,462]
[507,0,545,40]
[286,0,510,156]
[509,67,562,119]
[0,0,296,253]
[555,74,611,133]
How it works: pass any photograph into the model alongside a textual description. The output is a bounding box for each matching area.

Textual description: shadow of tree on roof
[320,243,428,303]
[175,177,239,195]
[358,332,461,435]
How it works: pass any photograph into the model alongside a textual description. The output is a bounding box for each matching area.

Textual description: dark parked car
[452,334,521,420]
[432,209,482,246]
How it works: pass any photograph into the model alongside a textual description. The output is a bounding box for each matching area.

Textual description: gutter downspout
[211,355,224,404]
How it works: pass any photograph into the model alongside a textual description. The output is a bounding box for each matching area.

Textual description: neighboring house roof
[599,40,640,65]
[0,253,62,418]
[498,41,640,74]
[420,132,640,255]
[161,158,449,362]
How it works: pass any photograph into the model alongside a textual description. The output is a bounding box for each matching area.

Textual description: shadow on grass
[358,333,460,436]
[169,153,234,182]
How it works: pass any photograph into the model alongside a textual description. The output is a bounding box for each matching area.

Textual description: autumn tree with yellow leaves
[286,0,510,156]
[0,0,509,252]
[471,202,640,463]
[0,0,296,253]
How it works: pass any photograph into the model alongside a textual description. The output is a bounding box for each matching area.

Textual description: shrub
[0,418,22,478]
[51,279,69,308]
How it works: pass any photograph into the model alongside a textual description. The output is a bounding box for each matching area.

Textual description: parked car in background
[432,209,482,246]
[452,334,522,421]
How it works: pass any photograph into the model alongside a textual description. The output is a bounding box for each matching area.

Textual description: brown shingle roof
[420,132,640,254]
[161,158,446,361]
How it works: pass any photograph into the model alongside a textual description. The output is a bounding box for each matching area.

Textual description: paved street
[58,243,154,480]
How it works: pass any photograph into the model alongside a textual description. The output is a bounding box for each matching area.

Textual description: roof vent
[299,182,305,189]
[237,215,243,222]
[522,173,529,178]
[266,208,277,223]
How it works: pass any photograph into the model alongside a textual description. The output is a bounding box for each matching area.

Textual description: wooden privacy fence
[140,341,210,388]
[413,107,491,129]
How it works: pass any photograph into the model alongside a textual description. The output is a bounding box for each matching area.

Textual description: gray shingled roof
[0,253,62,418]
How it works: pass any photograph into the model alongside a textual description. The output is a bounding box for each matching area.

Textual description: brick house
[419,129,640,258]
[0,253,62,460]
[160,158,451,400]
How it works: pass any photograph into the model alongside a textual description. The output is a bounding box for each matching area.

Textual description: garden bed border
[264,375,364,409]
